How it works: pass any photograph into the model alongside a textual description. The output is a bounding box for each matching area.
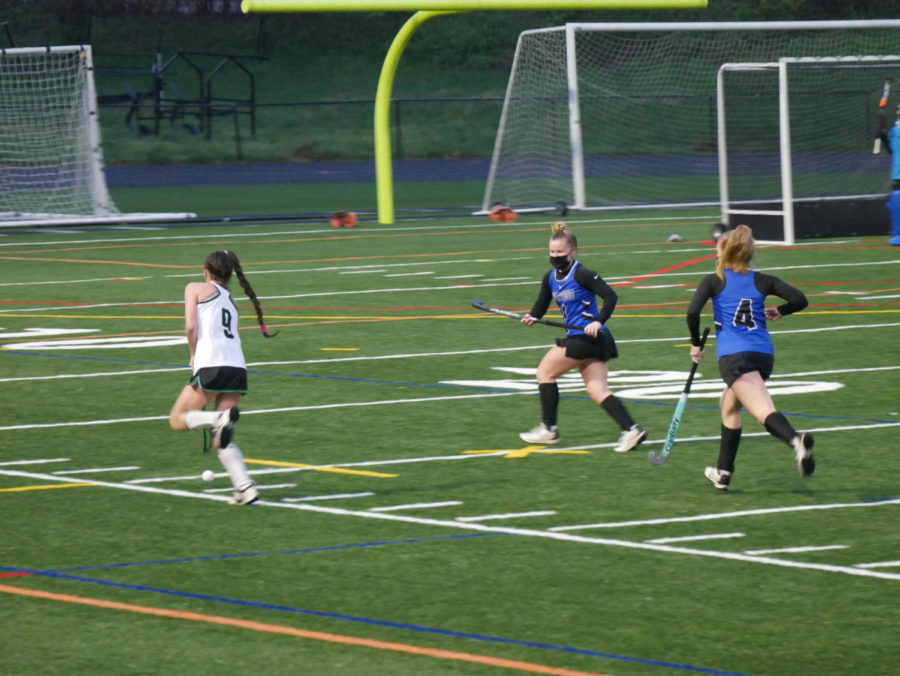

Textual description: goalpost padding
[0,45,194,228]
[482,21,900,225]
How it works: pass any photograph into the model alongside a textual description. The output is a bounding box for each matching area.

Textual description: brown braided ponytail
[205,250,277,338]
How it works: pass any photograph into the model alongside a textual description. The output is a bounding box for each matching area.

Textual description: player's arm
[686,274,719,348]
[575,266,617,324]
[183,283,201,363]
[756,272,807,321]
[525,271,553,324]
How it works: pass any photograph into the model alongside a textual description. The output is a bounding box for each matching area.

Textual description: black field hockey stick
[873,76,892,154]
[471,299,584,331]
[648,327,711,466]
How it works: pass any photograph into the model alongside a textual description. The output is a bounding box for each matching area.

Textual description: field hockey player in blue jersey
[519,222,646,452]
[686,225,815,491]
[168,250,276,506]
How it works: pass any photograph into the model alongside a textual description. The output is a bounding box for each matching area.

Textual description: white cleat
[212,407,240,450]
[519,423,559,444]
[228,485,259,506]
[704,466,731,491]
[614,424,647,452]
[792,432,816,476]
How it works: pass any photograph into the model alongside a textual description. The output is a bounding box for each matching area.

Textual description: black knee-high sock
[717,425,742,474]
[601,394,636,431]
[538,382,559,427]
[763,411,796,445]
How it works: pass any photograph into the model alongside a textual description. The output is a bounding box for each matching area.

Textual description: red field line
[616,253,718,286]
[0,584,609,676]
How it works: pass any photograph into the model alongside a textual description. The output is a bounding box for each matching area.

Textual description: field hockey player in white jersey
[168,250,276,506]
[519,222,646,452]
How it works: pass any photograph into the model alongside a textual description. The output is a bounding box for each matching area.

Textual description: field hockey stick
[873,76,892,154]
[648,327,710,466]
[470,299,583,331]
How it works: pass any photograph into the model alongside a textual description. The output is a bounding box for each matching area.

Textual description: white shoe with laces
[519,423,559,444]
[614,425,647,452]
[704,466,732,491]
[228,485,259,506]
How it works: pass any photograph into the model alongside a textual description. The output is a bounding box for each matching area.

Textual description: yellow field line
[0,483,93,493]
[245,458,396,478]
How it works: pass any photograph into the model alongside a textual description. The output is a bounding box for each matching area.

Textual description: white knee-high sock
[184,410,221,430]
[218,442,254,491]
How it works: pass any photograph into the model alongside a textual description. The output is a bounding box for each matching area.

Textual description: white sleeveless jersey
[192,282,246,372]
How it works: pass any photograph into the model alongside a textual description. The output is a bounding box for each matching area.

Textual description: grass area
[109,178,486,217]
[1,208,898,675]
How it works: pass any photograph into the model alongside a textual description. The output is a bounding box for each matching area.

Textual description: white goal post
[718,55,900,245]
[0,45,195,228]
[482,20,900,225]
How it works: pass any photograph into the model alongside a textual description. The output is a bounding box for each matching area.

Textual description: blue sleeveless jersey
[889,125,900,180]
[549,261,599,336]
[713,269,773,357]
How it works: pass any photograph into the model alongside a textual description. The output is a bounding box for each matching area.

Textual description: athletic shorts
[190,366,248,394]
[718,351,774,388]
[555,330,618,362]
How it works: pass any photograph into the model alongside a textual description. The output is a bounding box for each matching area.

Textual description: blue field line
[48,533,499,573]
[4,348,899,426]
[0,563,751,676]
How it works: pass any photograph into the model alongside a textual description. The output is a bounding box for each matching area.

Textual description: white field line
[0,214,711,250]
[856,560,900,569]
[203,482,298,492]
[744,545,848,555]
[0,255,530,289]
[52,466,140,475]
[4,257,898,308]
[0,367,189,384]
[860,294,900,300]
[0,457,69,467]
[368,501,463,512]
[455,510,557,522]
[282,492,375,502]
[646,532,745,544]
[129,467,313,484]
[1,467,897,582]
[550,496,900,532]
[5,326,900,384]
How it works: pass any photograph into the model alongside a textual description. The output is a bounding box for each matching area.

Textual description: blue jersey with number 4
[713,269,772,357]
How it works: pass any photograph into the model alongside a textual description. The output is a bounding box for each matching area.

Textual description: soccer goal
[718,55,900,244]
[481,20,900,224]
[0,45,194,228]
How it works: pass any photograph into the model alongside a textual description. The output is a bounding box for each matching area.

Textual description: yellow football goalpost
[242,1,708,224]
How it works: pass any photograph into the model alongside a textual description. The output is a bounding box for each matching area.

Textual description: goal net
[482,21,900,222]
[0,45,194,227]
[719,55,900,244]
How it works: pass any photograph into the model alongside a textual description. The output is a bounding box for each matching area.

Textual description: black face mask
[549,255,571,271]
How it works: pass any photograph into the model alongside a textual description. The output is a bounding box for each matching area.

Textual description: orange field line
[0,584,609,676]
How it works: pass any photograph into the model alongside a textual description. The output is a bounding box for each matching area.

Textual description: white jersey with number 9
[193,282,246,372]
